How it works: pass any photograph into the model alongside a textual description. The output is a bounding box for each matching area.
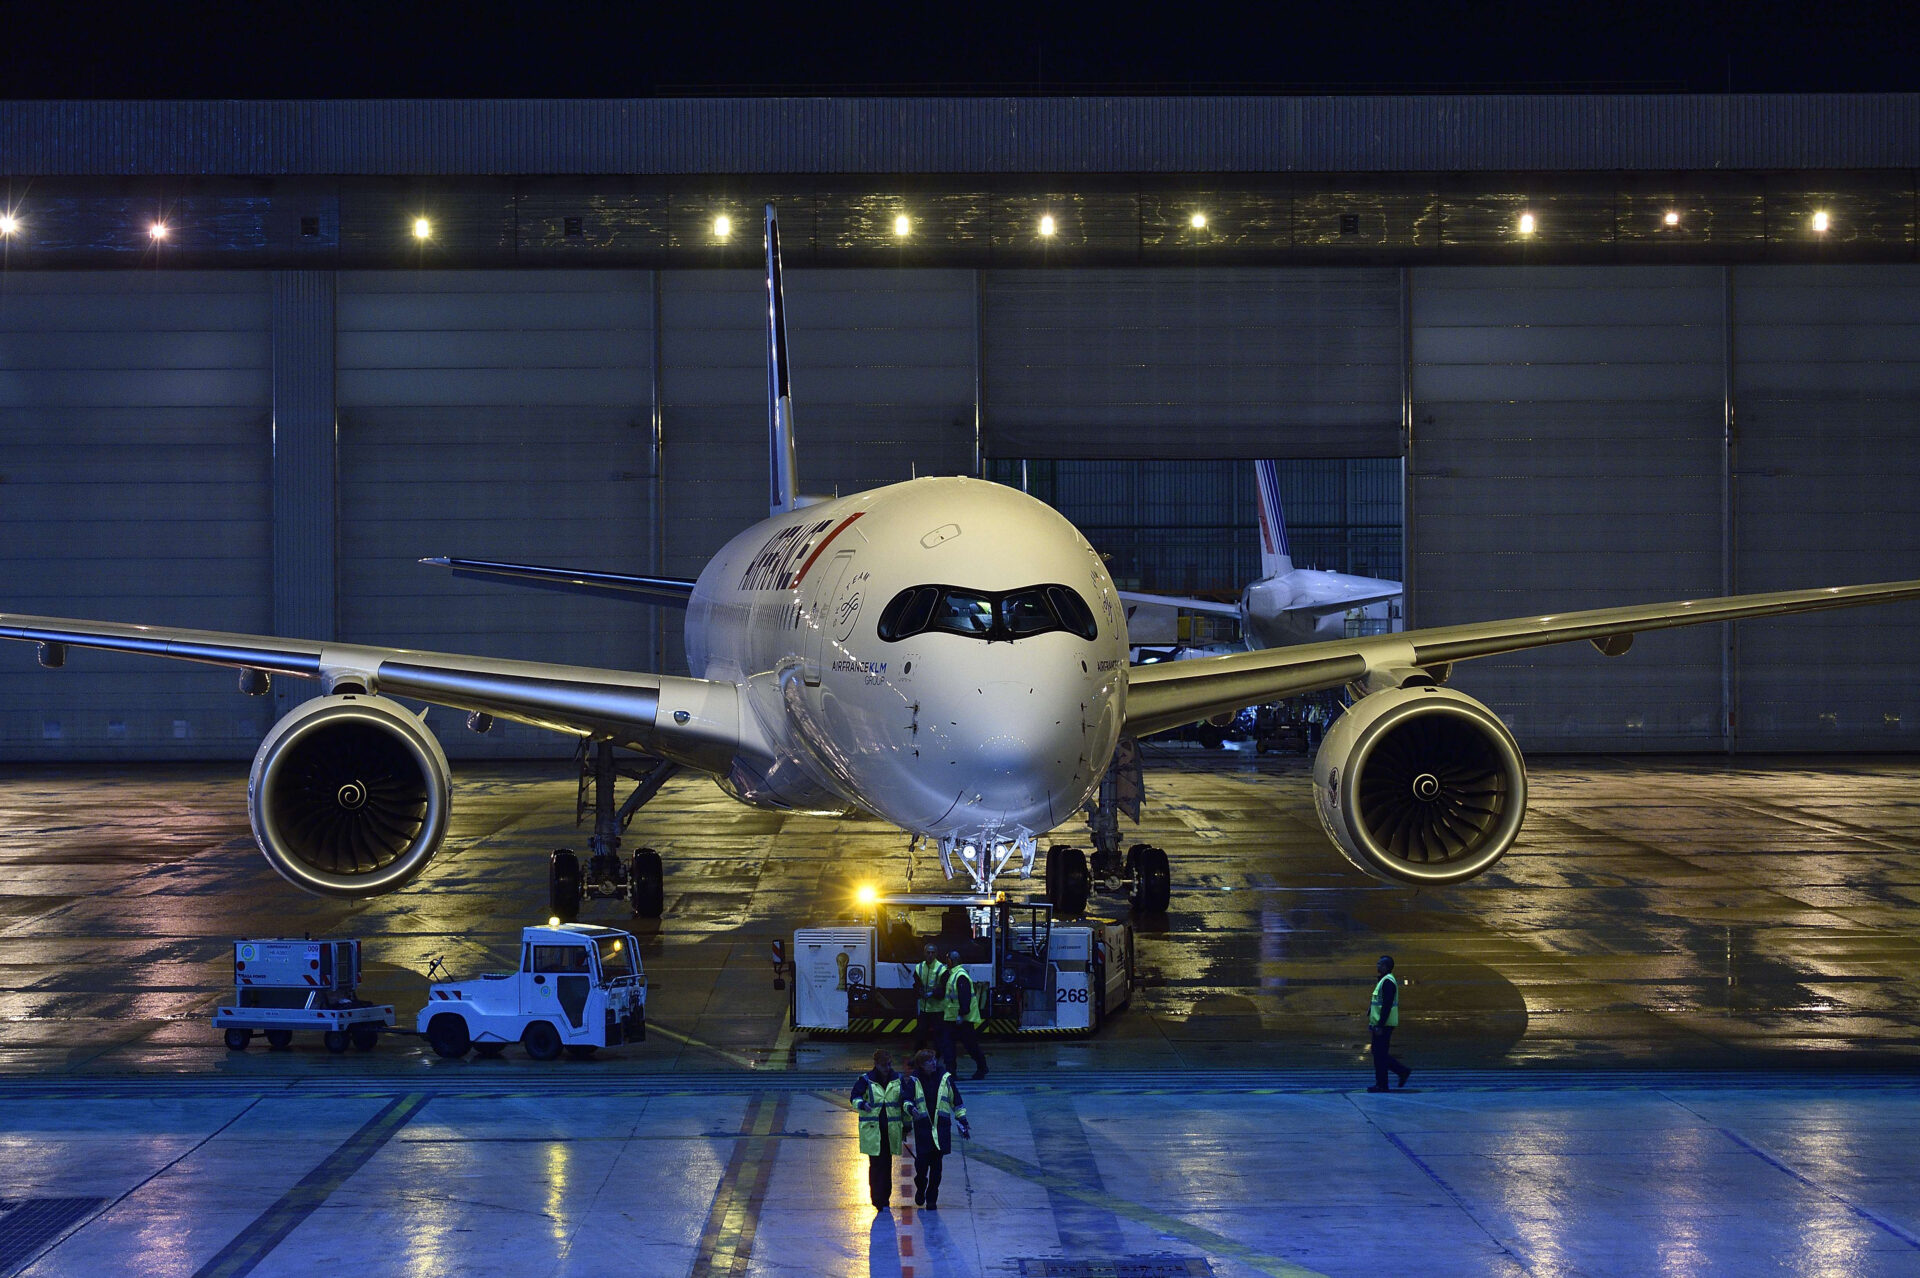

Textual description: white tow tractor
[785,891,1133,1036]
[418,923,647,1061]
[214,938,396,1053]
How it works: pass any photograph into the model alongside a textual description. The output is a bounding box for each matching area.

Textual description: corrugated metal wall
[0,272,273,758]
[982,269,1402,458]
[1733,266,1920,748]
[1410,266,1728,748]
[335,270,656,758]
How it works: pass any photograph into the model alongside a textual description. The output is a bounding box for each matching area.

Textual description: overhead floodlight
[1038,214,1056,237]
[1811,210,1831,233]
[1190,211,1207,229]
[149,222,169,241]
[1664,211,1681,227]
[411,217,432,240]
[1517,213,1537,236]
[713,214,732,238]
[0,213,16,236]
[893,214,911,237]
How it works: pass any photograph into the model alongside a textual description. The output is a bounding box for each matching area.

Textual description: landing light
[893,214,911,237]
[1189,212,1207,229]
[961,844,978,862]
[1812,210,1831,234]
[412,217,432,240]
[854,884,878,906]
[714,214,732,238]
[1517,213,1536,236]
[1038,214,1056,237]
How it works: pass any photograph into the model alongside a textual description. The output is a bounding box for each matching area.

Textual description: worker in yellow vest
[913,943,949,1046]
[850,1048,905,1209]
[938,950,988,1079]
[1367,954,1411,1093]
[903,1048,970,1209]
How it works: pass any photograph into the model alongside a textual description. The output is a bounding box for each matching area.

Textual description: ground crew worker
[903,1048,969,1209]
[938,950,988,1079]
[850,1049,904,1209]
[1367,954,1411,1093]
[913,943,949,1046]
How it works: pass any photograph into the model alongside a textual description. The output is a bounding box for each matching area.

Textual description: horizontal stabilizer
[422,557,697,607]
[1118,589,1241,619]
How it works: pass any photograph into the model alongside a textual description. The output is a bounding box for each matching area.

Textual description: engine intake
[249,693,451,897]
[1313,686,1527,886]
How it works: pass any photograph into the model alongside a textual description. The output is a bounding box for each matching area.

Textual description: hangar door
[336,271,654,759]
[1732,266,1920,749]
[981,268,1403,459]
[0,272,272,761]
[658,269,977,671]
[1410,267,1726,750]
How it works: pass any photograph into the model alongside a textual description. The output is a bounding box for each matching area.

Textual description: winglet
[766,205,799,516]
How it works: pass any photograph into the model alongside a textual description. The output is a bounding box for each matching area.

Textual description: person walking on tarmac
[1367,954,1411,1093]
[939,949,988,1079]
[851,1049,905,1209]
[913,943,949,1051]
[904,1048,970,1209]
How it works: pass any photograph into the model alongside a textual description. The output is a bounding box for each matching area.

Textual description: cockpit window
[876,583,1100,643]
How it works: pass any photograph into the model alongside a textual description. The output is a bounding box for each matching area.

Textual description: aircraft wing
[1122,578,1920,738]
[420,557,699,606]
[1117,589,1242,618]
[0,613,738,770]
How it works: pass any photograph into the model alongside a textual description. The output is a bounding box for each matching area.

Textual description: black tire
[224,1028,252,1051]
[322,1029,349,1054]
[265,1029,293,1050]
[629,848,664,918]
[549,848,582,923]
[350,1025,379,1052]
[566,1045,598,1060]
[472,1042,506,1059]
[1049,846,1090,917]
[1129,845,1171,914]
[523,1020,564,1061]
[1197,724,1225,750]
[426,1013,471,1059]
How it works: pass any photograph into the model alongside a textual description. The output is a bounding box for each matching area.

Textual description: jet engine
[1312,685,1526,886]
[248,693,451,897]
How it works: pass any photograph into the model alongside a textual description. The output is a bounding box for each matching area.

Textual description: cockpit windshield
[877,583,1099,643]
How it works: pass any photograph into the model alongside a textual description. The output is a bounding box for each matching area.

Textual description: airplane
[5,205,1920,922]
[1118,459,1403,651]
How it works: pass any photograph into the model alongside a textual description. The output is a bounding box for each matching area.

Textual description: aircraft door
[804,550,855,686]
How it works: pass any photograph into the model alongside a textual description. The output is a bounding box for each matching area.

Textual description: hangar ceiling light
[713,214,732,238]
[893,214,910,237]
[1664,211,1681,227]
[0,213,16,236]
[1517,212,1537,235]
[1190,212,1207,229]
[412,217,432,240]
[148,222,169,240]
[1039,214,1056,237]
[1811,210,1831,233]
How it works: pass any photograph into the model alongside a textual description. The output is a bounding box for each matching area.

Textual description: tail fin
[766,205,799,515]
[1253,460,1294,580]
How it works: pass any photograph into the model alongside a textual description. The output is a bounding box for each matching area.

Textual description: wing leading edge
[1123,577,1920,738]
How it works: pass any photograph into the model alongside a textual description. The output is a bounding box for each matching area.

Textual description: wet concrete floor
[0,747,1915,1076]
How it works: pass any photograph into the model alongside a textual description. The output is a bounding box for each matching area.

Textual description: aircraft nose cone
[967,680,1084,799]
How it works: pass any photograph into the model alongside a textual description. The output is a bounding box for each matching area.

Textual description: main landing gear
[1043,842,1170,917]
[548,741,678,922]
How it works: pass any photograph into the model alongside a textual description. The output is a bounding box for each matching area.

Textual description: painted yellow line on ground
[644,1018,761,1071]
[763,1014,797,1070]
[688,1091,789,1278]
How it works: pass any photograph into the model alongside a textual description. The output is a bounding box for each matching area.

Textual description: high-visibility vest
[914,960,949,1016]
[906,1072,969,1154]
[855,1074,903,1156]
[1370,973,1399,1028]
[942,965,986,1025]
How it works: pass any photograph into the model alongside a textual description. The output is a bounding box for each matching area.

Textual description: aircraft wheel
[1048,846,1089,917]
[549,848,582,923]
[629,848,664,918]
[523,1021,563,1062]
[224,1028,252,1051]
[1128,845,1171,914]
[426,1013,471,1059]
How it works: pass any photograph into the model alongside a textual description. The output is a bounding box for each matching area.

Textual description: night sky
[0,0,1915,98]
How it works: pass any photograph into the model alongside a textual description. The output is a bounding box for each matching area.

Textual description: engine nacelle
[1313,685,1527,886]
[249,693,451,897]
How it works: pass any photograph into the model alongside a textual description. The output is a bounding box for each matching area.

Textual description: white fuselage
[683,477,1129,851]
[1241,568,1402,649]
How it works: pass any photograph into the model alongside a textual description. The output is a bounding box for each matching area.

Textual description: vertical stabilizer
[765,205,799,515]
[1253,460,1294,580]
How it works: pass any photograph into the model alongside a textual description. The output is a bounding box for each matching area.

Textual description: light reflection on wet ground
[0,750,1915,1074]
